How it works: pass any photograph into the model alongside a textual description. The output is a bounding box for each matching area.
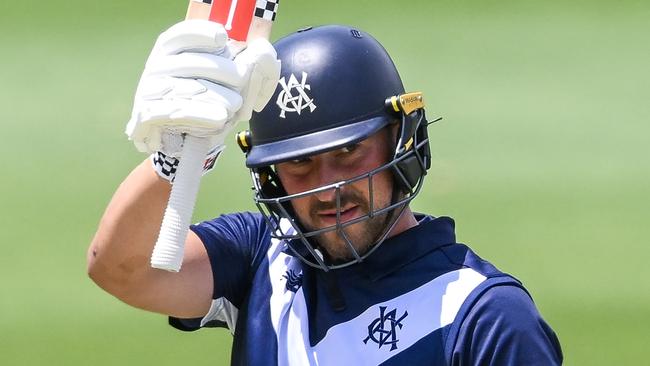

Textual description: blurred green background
[1,0,648,364]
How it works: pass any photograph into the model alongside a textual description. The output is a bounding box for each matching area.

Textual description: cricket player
[88,21,563,365]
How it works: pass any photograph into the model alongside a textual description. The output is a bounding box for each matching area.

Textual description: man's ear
[387,121,401,159]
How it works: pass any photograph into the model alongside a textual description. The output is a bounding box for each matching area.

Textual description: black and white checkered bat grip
[254,0,279,21]
[191,0,279,21]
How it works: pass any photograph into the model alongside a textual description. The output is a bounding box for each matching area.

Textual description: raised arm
[87,20,280,319]
[87,159,213,318]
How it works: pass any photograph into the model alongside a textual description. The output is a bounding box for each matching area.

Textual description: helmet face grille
[250,110,432,271]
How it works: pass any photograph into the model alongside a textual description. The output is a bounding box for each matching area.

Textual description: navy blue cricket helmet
[237,25,433,271]
[244,25,405,167]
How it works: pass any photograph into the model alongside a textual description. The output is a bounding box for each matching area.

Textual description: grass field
[1,0,648,364]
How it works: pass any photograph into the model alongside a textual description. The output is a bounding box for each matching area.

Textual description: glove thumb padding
[126,20,280,156]
[232,38,281,122]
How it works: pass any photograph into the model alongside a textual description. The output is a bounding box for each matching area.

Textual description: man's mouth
[316,205,360,226]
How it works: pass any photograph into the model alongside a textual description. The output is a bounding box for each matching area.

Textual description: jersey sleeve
[450,285,563,365]
[169,211,270,332]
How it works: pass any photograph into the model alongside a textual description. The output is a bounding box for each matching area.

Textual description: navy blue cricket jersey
[170,213,562,365]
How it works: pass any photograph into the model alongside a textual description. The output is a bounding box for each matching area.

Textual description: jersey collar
[349,215,457,281]
[285,215,457,281]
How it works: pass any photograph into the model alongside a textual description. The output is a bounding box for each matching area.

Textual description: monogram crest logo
[282,269,303,293]
[363,306,408,351]
[276,72,317,118]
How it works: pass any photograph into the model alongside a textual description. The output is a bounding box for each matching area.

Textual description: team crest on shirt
[363,306,409,351]
[276,72,317,118]
[282,269,303,292]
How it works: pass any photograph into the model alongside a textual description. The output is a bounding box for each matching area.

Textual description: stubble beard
[316,212,389,263]
[300,189,392,264]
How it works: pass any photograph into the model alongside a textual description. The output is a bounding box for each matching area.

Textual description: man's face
[275,128,395,263]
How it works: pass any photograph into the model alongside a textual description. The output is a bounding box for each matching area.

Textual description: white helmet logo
[276,72,317,118]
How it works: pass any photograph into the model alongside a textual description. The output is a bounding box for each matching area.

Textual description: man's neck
[387,206,419,239]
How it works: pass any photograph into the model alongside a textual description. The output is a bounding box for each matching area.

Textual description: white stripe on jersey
[310,268,486,364]
[266,220,311,364]
[266,223,488,366]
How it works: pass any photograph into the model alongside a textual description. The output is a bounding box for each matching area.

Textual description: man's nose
[312,160,343,202]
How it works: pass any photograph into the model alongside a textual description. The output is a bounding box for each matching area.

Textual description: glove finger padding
[126,77,242,154]
[151,20,229,57]
[144,53,245,88]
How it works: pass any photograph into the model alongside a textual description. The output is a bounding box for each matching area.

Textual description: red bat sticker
[209,0,257,41]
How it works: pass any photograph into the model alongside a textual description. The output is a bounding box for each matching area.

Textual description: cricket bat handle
[150,0,277,272]
[150,135,211,271]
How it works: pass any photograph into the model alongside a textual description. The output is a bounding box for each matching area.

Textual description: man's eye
[341,144,359,154]
[290,157,310,164]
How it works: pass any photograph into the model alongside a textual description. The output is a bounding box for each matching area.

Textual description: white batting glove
[125,20,281,157]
